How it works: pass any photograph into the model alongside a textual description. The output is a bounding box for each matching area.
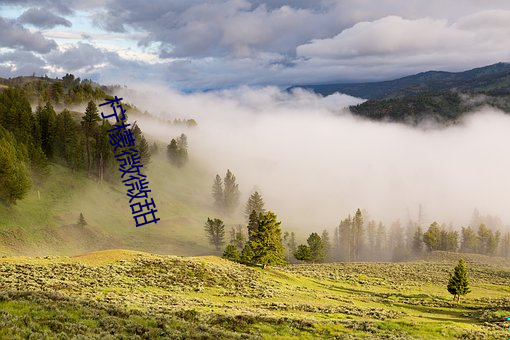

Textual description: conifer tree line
[0,73,110,105]
[0,84,152,205]
[205,181,510,264]
[297,209,510,263]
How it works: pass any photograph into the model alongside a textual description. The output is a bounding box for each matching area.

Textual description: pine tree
[78,212,87,226]
[294,244,312,262]
[131,123,151,167]
[36,102,57,158]
[376,222,387,259]
[244,191,265,220]
[204,218,225,251]
[366,220,377,259]
[223,244,240,262]
[229,225,246,251]
[0,131,31,205]
[245,211,286,268]
[283,231,297,262]
[247,210,259,241]
[338,216,352,261]
[81,100,100,173]
[223,169,240,214]
[307,232,325,263]
[423,222,441,251]
[460,226,478,253]
[412,226,423,254]
[321,230,331,262]
[447,259,471,303]
[212,174,224,210]
[150,141,159,155]
[55,109,79,167]
[500,232,510,258]
[332,227,341,261]
[352,209,364,261]
[240,243,255,264]
[166,135,188,167]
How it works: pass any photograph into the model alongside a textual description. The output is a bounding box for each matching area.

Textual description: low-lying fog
[119,85,510,231]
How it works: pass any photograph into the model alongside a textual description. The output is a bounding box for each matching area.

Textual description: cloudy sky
[1,0,510,90]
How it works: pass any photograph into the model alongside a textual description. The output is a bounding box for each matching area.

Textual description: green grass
[0,152,227,256]
[0,250,508,338]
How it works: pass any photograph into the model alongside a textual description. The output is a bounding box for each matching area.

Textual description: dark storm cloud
[0,16,57,53]
[18,7,72,29]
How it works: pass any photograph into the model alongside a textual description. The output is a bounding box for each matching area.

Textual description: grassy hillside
[0,151,226,256]
[0,250,508,338]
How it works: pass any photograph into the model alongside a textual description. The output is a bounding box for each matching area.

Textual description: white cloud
[297,12,510,67]
[121,85,510,231]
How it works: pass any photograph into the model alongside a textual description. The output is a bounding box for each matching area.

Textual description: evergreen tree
[94,120,117,181]
[150,141,159,155]
[78,212,87,226]
[444,230,459,252]
[204,218,225,251]
[283,231,297,262]
[375,222,387,258]
[366,220,377,259]
[423,222,441,251]
[352,209,364,261]
[294,244,312,262]
[307,232,325,263]
[81,100,100,173]
[247,210,259,241]
[0,130,31,205]
[240,243,255,264]
[244,191,265,220]
[338,216,352,261]
[223,169,240,214]
[447,259,471,303]
[131,123,151,167]
[460,226,478,253]
[500,232,510,258]
[477,224,499,255]
[223,244,240,262]
[321,230,331,262]
[332,227,341,261]
[229,225,246,251]
[212,174,224,211]
[412,226,423,254]
[166,134,188,167]
[245,211,286,268]
[55,109,79,167]
[0,87,33,144]
[36,102,57,158]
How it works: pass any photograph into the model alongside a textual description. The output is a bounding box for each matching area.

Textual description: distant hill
[290,63,510,124]
[289,62,510,99]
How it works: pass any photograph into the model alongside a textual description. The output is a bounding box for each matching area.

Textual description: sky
[1,0,510,90]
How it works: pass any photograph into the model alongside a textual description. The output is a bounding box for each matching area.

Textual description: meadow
[0,249,508,339]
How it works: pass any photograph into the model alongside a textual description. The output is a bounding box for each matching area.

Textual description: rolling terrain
[0,250,508,339]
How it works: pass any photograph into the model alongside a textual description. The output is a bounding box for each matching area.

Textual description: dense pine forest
[0,75,151,205]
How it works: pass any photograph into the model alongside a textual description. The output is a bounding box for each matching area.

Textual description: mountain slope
[290,62,510,99]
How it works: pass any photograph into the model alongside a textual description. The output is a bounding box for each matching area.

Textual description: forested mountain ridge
[290,62,510,99]
[290,62,510,124]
